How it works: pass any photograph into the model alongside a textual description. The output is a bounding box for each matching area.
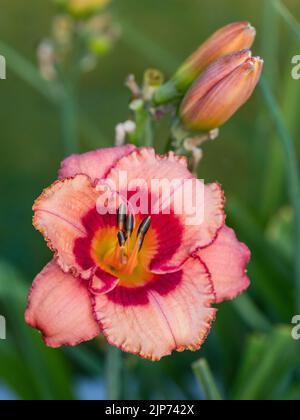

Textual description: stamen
[118,231,126,248]
[138,216,152,240]
[137,216,152,252]
[123,216,152,275]
[126,214,134,237]
[117,203,127,232]
[117,231,127,265]
[126,213,134,254]
[112,213,152,275]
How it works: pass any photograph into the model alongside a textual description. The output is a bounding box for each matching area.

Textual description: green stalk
[272,0,300,43]
[234,326,295,400]
[118,18,178,73]
[129,100,155,147]
[0,39,59,103]
[106,346,122,400]
[154,79,182,105]
[260,77,300,314]
[0,38,107,151]
[192,358,223,401]
[60,83,79,155]
[259,0,280,218]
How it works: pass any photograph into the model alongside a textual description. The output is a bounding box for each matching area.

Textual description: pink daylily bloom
[25,145,250,361]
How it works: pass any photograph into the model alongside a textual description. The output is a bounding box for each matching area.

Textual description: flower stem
[106,346,122,400]
[143,116,154,147]
[260,77,300,315]
[272,0,300,43]
[154,79,181,105]
[60,82,79,155]
[0,39,59,104]
[192,358,223,400]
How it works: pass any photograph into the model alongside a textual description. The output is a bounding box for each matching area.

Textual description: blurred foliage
[0,0,300,400]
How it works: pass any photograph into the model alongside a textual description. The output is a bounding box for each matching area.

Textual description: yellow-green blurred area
[0,0,300,400]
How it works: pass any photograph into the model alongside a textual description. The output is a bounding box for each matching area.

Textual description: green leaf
[0,39,59,103]
[227,197,293,320]
[0,261,74,400]
[260,70,300,221]
[266,206,293,262]
[232,294,272,333]
[0,39,109,151]
[272,0,300,44]
[118,18,178,73]
[260,78,300,315]
[232,326,297,400]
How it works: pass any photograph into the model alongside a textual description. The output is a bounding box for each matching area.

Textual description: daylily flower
[25,145,250,361]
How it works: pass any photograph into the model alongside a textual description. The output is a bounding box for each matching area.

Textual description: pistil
[123,216,152,275]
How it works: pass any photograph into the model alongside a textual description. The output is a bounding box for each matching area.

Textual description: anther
[123,216,152,275]
[117,231,127,265]
[126,214,134,237]
[117,231,126,248]
[137,216,152,237]
[126,213,134,254]
[137,216,152,251]
[117,203,127,232]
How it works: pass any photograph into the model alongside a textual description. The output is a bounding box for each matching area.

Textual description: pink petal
[181,50,253,117]
[25,260,99,348]
[89,268,120,295]
[105,148,191,187]
[33,175,99,276]
[150,182,225,273]
[197,226,251,303]
[105,148,225,273]
[92,257,216,361]
[59,145,136,184]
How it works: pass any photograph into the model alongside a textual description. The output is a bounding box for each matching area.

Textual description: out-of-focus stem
[106,346,122,400]
[273,0,300,43]
[192,358,222,401]
[60,82,79,155]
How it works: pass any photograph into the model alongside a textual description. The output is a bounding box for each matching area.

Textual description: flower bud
[55,0,111,18]
[175,22,256,92]
[180,51,263,132]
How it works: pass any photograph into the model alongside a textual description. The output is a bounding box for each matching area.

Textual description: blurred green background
[0,0,300,400]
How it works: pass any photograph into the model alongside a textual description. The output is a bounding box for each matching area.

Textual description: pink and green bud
[175,21,256,91]
[180,51,263,132]
[154,22,256,105]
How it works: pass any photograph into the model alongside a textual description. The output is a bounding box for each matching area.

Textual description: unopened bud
[154,22,256,105]
[55,0,111,18]
[175,21,256,91]
[180,52,263,131]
